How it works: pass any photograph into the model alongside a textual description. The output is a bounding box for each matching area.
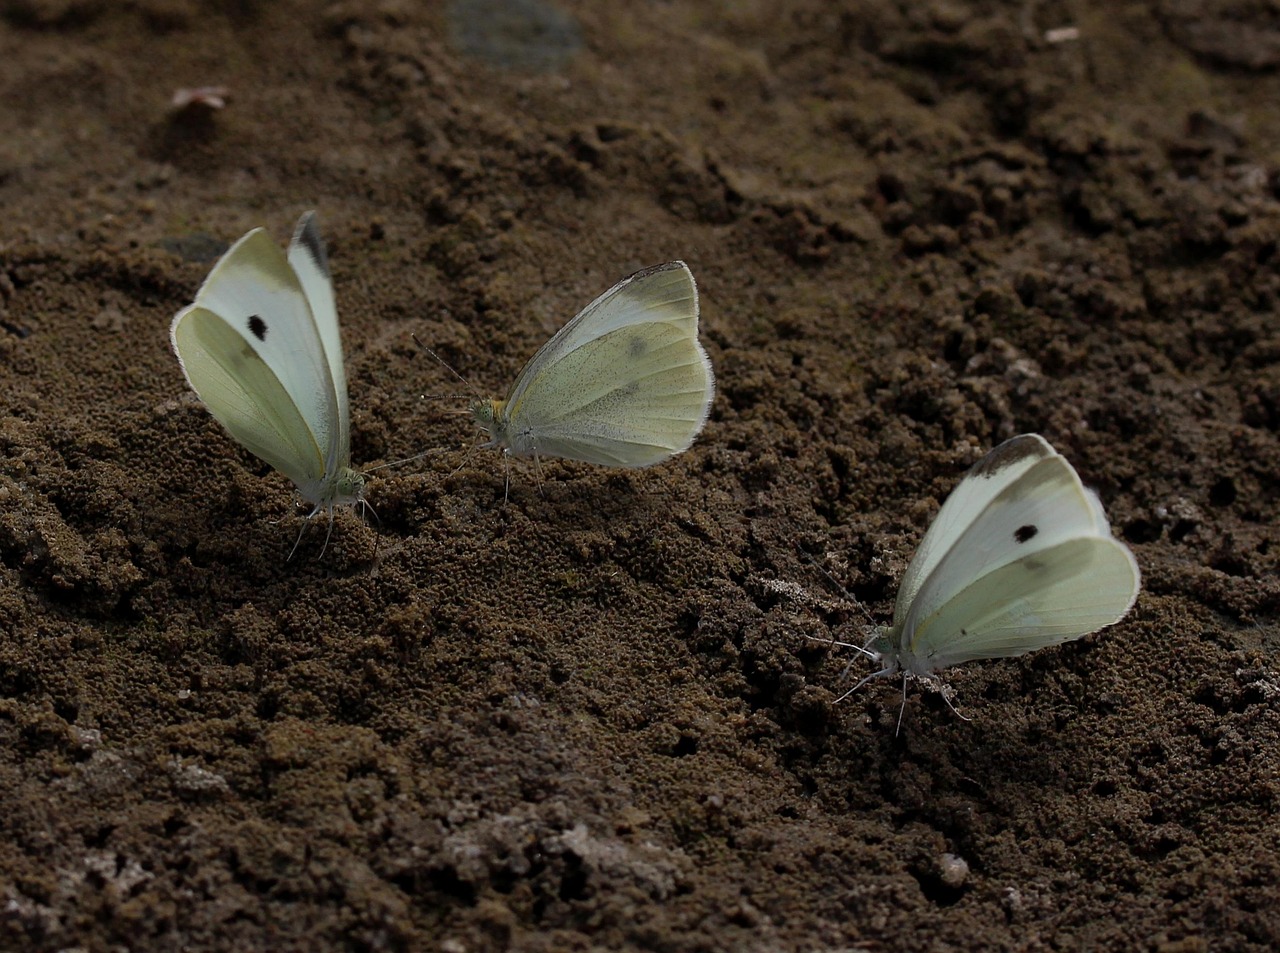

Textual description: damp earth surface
[1,1,1279,951]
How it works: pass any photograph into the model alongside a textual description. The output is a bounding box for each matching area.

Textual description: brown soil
[2,1,1279,951]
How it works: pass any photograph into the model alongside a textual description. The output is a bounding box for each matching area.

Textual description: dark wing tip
[970,433,1054,479]
[627,261,697,316]
[292,211,330,279]
[630,260,688,281]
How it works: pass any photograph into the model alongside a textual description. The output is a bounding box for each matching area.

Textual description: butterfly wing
[499,261,714,467]
[171,305,324,486]
[893,435,1056,619]
[286,212,350,474]
[904,535,1139,671]
[891,434,1139,672]
[170,221,342,499]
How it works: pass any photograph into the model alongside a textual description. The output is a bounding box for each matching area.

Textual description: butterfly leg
[287,513,312,561]
[317,506,338,559]
[895,672,909,736]
[532,449,547,497]
[926,674,970,723]
[359,497,381,530]
[445,440,477,479]
[825,630,883,681]
[366,503,382,573]
[832,663,895,704]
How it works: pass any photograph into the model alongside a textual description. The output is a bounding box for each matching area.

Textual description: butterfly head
[470,398,511,444]
[866,625,902,672]
[298,466,366,512]
[333,467,366,506]
[470,399,495,432]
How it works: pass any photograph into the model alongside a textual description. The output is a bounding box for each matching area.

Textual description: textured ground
[1,1,1279,950]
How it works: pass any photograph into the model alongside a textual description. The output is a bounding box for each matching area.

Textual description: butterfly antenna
[411,332,481,397]
[364,447,447,473]
[795,543,880,629]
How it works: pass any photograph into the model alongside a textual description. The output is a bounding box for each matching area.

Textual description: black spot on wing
[247,314,267,341]
[628,334,648,357]
[1014,524,1038,543]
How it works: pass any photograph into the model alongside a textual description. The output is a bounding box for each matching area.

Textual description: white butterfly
[845,434,1140,712]
[170,212,364,554]
[471,260,715,475]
